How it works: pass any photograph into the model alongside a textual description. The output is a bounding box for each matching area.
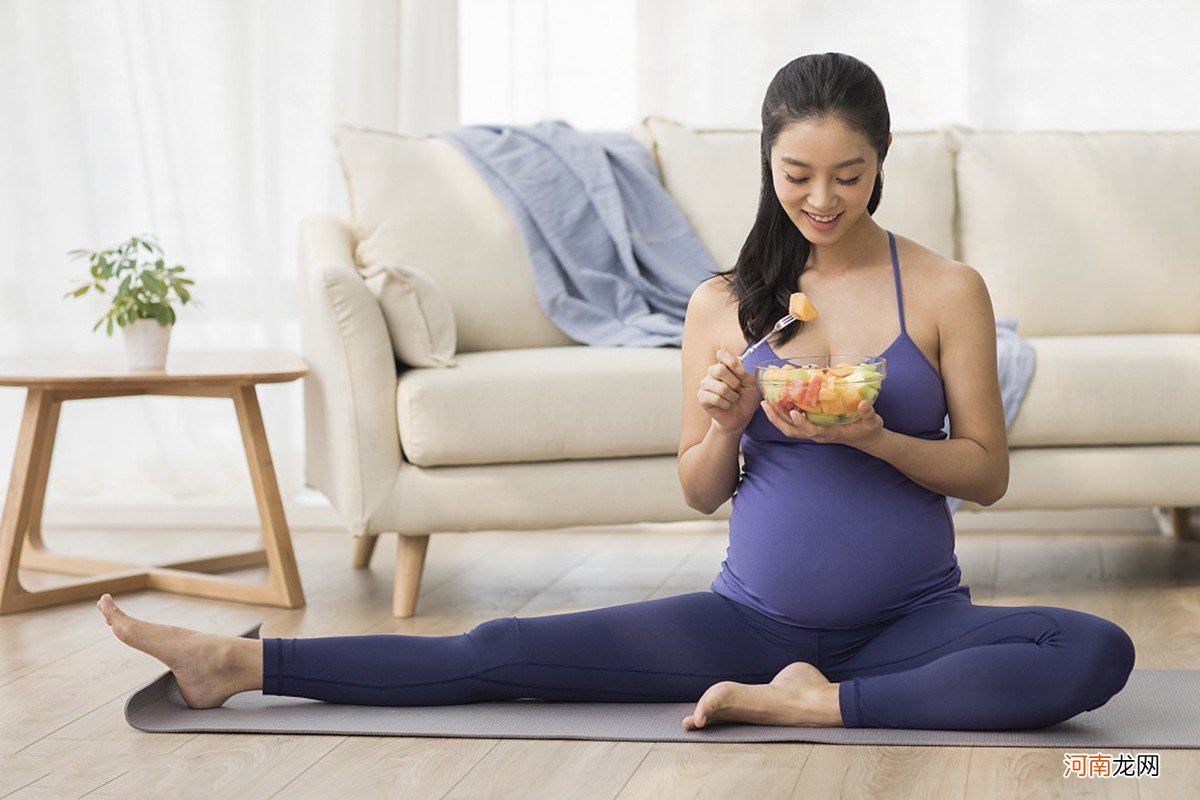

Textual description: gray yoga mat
[124,624,1199,748]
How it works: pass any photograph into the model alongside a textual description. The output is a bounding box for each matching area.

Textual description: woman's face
[770,117,886,242]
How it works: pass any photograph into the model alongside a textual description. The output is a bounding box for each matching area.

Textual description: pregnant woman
[97,52,1135,731]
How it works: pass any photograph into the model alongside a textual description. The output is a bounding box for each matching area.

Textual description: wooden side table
[0,350,308,614]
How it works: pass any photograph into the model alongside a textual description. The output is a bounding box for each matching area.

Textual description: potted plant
[63,234,197,370]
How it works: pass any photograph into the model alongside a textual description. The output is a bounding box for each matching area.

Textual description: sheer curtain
[5,0,1193,532]
[0,0,457,529]
[461,0,1200,131]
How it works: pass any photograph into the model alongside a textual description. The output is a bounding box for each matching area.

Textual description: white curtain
[0,0,457,528]
[461,0,1200,132]
[5,0,1193,530]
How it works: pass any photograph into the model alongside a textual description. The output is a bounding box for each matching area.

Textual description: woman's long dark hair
[713,53,891,348]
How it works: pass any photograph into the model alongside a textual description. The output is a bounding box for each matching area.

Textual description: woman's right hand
[697,348,761,434]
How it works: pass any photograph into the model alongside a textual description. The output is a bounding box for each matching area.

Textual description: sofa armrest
[299,214,401,534]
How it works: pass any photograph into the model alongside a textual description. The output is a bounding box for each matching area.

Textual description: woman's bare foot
[96,594,263,709]
[682,662,843,730]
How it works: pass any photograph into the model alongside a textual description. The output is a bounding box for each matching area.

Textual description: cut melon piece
[820,396,845,416]
[837,385,862,409]
[805,412,839,426]
[788,292,819,322]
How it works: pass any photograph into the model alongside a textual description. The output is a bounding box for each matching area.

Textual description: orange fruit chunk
[788,292,819,322]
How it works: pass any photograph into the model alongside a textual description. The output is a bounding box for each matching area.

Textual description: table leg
[231,384,306,607]
[2,384,307,614]
[1,389,149,614]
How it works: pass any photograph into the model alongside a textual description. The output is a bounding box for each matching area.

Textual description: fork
[739,314,797,361]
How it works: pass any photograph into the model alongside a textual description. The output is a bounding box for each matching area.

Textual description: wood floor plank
[644,524,728,601]
[360,530,613,636]
[0,525,1195,799]
[443,740,651,800]
[263,737,499,800]
[504,528,711,617]
[9,737,193,797]
[992,530,1109,598]
[789,744,972,799]
[0,752,55,797]
[36,694,195,744]
[1138,750,1200,798]
[965,747,1131,799]
[0,595,263,754]
[614,742,811,799]
[85,734,344,798]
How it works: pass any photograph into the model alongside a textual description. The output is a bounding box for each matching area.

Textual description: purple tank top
[710,230,970,629]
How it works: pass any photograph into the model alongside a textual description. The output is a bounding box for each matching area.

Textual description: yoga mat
[124,624,1198,748]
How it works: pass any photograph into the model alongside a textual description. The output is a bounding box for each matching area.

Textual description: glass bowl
[755,355,887,426]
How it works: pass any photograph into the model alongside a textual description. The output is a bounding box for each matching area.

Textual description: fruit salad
[755,356,886,426]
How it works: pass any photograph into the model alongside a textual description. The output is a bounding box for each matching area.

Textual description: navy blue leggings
[261,591,1135,730]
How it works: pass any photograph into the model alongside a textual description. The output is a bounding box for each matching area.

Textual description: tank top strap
[886,230,907,336]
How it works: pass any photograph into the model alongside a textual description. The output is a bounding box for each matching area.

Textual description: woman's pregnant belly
[711,440,968,629]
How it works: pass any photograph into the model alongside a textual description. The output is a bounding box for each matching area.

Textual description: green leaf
[105,318,114,336]
[177,277,195,285]
[166,305,176,324]
[142,274,165,294]
[177,286,190,303]
[155,305,170,324]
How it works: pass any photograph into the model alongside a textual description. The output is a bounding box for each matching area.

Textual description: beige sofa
[300,117,1200,617]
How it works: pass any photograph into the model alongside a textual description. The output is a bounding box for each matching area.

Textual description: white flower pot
[122,318,173,371]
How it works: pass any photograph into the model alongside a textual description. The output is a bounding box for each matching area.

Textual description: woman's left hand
[761,400,885,448]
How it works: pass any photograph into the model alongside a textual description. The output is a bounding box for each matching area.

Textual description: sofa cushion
[334,125,577,353]
[1008,334,1200,447]
[396,346,682,467]
[361,263,458,367]
[954,129,1200,336]
[645,117,958,269]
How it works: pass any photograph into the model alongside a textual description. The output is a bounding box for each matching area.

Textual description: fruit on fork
[788,292,818,322]
[739,293,819,360]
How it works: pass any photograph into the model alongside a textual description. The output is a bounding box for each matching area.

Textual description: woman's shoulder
[692,274,738,303]
[685,274,746,347]
[893,234,988,304]
[686,274,740,322]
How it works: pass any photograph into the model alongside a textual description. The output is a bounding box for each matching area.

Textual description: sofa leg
[1152,507,1196,540]
[352,534,378,569]
[393,534,430,618]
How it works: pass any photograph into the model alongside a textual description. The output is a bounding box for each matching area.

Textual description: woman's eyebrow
[781,156,866,168]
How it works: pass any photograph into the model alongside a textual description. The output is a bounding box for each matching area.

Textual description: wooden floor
[0,521,1198,799]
